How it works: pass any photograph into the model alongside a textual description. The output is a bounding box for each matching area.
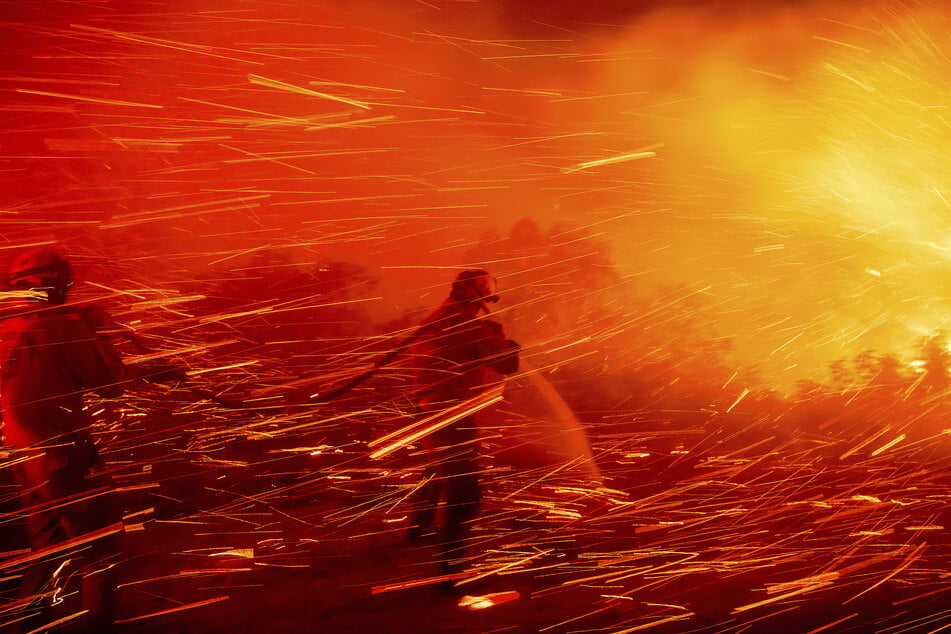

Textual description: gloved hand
[483,319,506,337]
[492,339,520,375]
[72,436,100,470]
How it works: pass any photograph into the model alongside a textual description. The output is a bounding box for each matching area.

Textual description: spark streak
[248,74,372,110]
[562,145,662,173]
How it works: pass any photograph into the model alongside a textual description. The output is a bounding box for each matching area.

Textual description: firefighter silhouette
[1,248,127,633]
[408,270,520,577]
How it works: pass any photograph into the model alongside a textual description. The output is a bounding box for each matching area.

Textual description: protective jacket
[0,306,125,467]
[412,310,519,410]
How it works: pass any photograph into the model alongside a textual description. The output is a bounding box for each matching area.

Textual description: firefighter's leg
[408,465,441,540]
[438,457,481,573]
[11,463,69,610]
[78,544,118,634]
[58,468,120,634]
[18,457,120,634]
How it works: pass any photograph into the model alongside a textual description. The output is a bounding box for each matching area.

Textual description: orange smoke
[560,2,951,388]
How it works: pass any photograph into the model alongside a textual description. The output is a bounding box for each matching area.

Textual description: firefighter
[408,269,520,577]
[0,247,126,633]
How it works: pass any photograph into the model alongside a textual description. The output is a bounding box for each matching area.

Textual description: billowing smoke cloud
[475,0,951,387]
[568,1,951,385]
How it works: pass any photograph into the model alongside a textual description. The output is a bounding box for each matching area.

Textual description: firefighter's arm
[79,304,187,384]
[480,319,520,375]
[61,316,127,398]
[80,303,150,352]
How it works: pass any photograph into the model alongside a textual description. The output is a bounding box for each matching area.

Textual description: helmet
[6,247,73,304]
[450,269,500,305]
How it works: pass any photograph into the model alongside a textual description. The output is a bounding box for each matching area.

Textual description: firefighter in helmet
[408,269,520,577]
[0,247,126,633]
